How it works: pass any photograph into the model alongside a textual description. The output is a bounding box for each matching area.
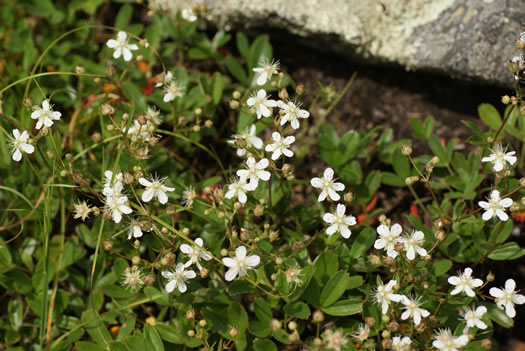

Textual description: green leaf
[283,301,311,319]
[8,299,23,331]
[478,103,502,131]
[428,135,447,165]
[487,242,525,260]
[225,57,248,85]
[145,324,164,351]
[109,341,132,351]
[320,271,350,307]
[236,32,250,59]
[211,73,228,105]
[392,149,410,178]
[432,259,453,276]
[347,275,364,290]
[483,302,513,328]
[81,310,112,346]
[253,338,277,351]
[115,4,133,29]
[75,342,108,351]
[155,323,185,344]
[253,298,272,323]
[336,130,360,166]
[321,299,363,316]
[349,228,376,259]
[227,303,249,334]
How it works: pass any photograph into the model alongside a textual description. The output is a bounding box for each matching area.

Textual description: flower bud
[270,319,282,331]
[106,65,116,77]
[312,310,324,323]
[229,100,240,109]
[186,310,195,319]
[381,339,392,349]
[132,256,141,265]
[384,257,395,265]
[369,254,381,265]
[431,156,440,165]
[486,271,495,282]
[401,144,412,156]
[143,274,155,286]
[288,321,297,331]
[220,248,228,257]
[103,240,113,251]
[365,317,375,327]
[91,132,102,143]
[501,95,511,104]
[387,321,399,332]
[435,230,445,241]
[405,176,419,186]
[204,120,213,128]
[232,91,241,99]
[75,66,85,74]
[344,191,354,203]
[137,114,147,125]
[198,319,207,327]
[200,268,209,278]
[178,116,188,126]
[24,97,33,108]
[382,315,390,323]
[254,204,264,216]
[296,84,305,95]
[314,337,322,346]
[187,330,195,337]
[508,60,519,73]
[229,327,239,338]
[278,88,289,100]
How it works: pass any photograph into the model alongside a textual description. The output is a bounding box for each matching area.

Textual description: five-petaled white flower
[246,89,277,119]
[31,100,61,130]
[489,278,525,318]
[323,203,356,239]
[399,230,427,261]
[400,295,430,326]
[106,31,138,61]
[162,263,196,293]
[432,329,469,351]
[481,144,517,172]
[310,167,345,202]
[391,336,412,351]
[374,223,402,258]
[139,175,175,204]
[265,132,295,160]
[448,267,483,297]
[180,238,212,271]
[460,305,487,333]
[106,193,132,224]
[222,246,260,281]
[103,170,124,197]
[236,157,271,190]
[163,79,185,103]
[252,58,279,86]
[277,100,310,129]
[478,190,512,221]
[228,124,263,157]
[10,129,34,162]
[225,177,252,204]
[375,279,403,315]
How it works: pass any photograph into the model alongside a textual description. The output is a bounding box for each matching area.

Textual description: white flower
[399,230,427,261]
[181,186,197,208]
[322,203,356,239]
[145,105,162,124]
[10,129,34,162]
[31,100,61,130]
[391,336,412,351]
[375,279,403,315]
[432,329,469,351]
[222,246,260,281]
[106,194,132,224]
[225,177,252,204]
[122,266,144,292]
[73,200,92,221]
[127,218,145,240]
[236,157,271,190]
[103,170,123,189]
[106,31,138,61]
[374,223,402,258]
[322,329,348,351]
[310,167,345,202]
[460,305,487,333]
[481,144,517,172]
[489,279,525,318]
[400,295,430,326]
[163,80,185,103]
[180,238,212,271]
[252,58,279,86]
[351,324,369,343]
[277,100,309,129]
[155,71,173,87]
[265,132,295,160]
[103,171,124,198]
[228,124,263,157]
[127,120,154,142]
[162,263,196,293]
[246,89,277,119]
[448,268,483,297]
[139,175,175,204]
[478,190,512,221]
[181,8,198,22]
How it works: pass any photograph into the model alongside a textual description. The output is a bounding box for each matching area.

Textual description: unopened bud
[182,227,190,236]
[369,254,381,265]
[91,132,102,143]
[192,125,200,132]
[200,268,209,278]
[270,319,282,331]
[229,327,239,338]
[187,330,195,337]
[382,339,392,349]
[288,321,297,331]
[405,176,419,186]
[508,60,519,73]
[501,95,511,104]
[431,156,440,165]
[365,317,375,327]
[186,310,195,319]
[344,191,354,203]
[296,84,305,95]
[401,144,412,156]
[137,114,147,125]
[486,272,495,282]
[24,97,33,108]
[312,310,324,323]
[232,91,241,99]
[106,65,116,77]
[75,66,85,74]
[194,107,202,116]
[278,88,288,100]
[387,321,398,332]
[229,100,240,109]
[178,116,188,126]
[60,170,68,177]
[254,204,264,216]
[384,257,395,265]
[198,320,207,327]
[103,240,113,251]
[220,248,228,257]
[144,274,155,286]
[132,256,141,265]
[204,120,213,128]
[435,231,445,241]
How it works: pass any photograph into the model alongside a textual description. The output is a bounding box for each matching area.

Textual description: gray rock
[149,0,523,86]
